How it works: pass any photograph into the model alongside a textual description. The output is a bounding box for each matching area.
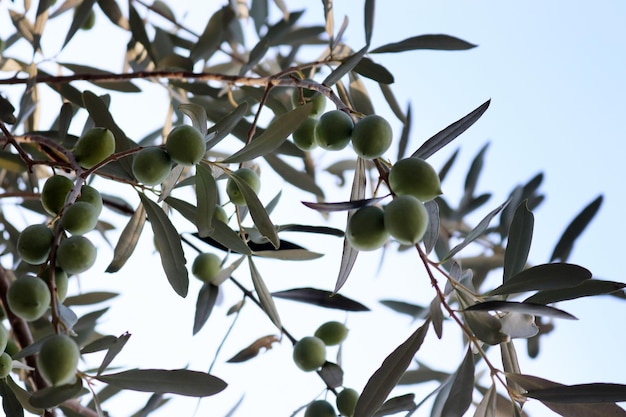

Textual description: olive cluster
[293,108,393,160]
[304,387,360,417]
[132,125,206,186]
[347,157,442,251]
[292,321,349,373]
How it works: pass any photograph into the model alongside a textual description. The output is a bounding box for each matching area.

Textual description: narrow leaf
[374,394,416,416]
[96,369,227,397]
[503,200,534,282]
[0,378,24,417]
[195,163,217,237]
[64,291,119,306]
[364,0,374,45]
[354,321,430,417]
[271,287,369,311]
[264,153,324,197]
[190,7,233,62]
[29,379,83,409]
[226,171,279,248]
[370,34,477,53]
[411,100,490,160]
[139,193,189,297]
[524,279,626,305]
[227,335,279,363]
[253,249,323,260]
[397,104,411,160]
[302,195,387,212]
[97,332,131,375]
[423,200,439,255]
[97,0,129,29]
[128,3,157,64]
[440,348,475,417]
[441,200,508,262]
[106,203,146,273]
[473,384,497,417]
[464,301,577,320]
[248,257,282,328]
[550,195,603,262]
[353,57,394,84]
[324,46,368,86]
[63,0,97,48]
[526,383,626,404]
[489,263,592,296]
[379,300,426,318]
[221,104,311,163]
[334,157,366,293]
[206,102,248,150]
[193,283,220,335]
[5,377,41,415]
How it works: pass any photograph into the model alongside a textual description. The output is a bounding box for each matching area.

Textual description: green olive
[293,336,326,372]
[17,224,54,265]
[0,352,12,378]
[351,115,392,159]
[37,334,80,386]
[38,267,69,303]
[213,205,228,223]
[41,175,73,215]
[346,205,389,251]
[388,157,442,202]
[165,125,205,166]
[336,388,359,417]
[191,253,221,283]
[383,195,429,245]
[77,185,103,215]
[56,236,97,275]
[7,275,51,321]
[304,400,336,417]
[292,82,327,117]
[315,110,354,151]
[0,325,8,353]
[226,168,261,206]
[61,202,99,235]
[132,147,173,185]
[74,127,116,169]
[292,118,319,151]
[314,321,349,346]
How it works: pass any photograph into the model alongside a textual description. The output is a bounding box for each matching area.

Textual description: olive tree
[0,1,623,416]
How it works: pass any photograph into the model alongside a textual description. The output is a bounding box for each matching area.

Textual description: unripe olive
[7,275,51,321]
[37,334,80,386]
[17,224,54,265]
[292,82,326,117]
[191,253,221,283]
[41,175,73,215]
[226,168,261,206]
[351,114,392,159]
[384,195,429,245]
[346,205,389,251]
[165,125,205,166]
[38,267,69,303]
[56,236,97,275]
[4,340,18,357]
[74,127,116,169]
[336,388,359,417]
[77,185,103,215]
[315,110,354,151]
[61,202,99,235]
[304,400,336,417]
[293,336,326,372]
[79,9,95,30]
[132,147,173,185]
[213,205,228,223]
[388,157,442,202]
[0,325,8,353]
[0,352,12,378]
[292,118,319,151]
[314,321,349,346]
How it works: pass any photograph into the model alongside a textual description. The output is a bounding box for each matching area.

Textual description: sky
[1,1,626,416]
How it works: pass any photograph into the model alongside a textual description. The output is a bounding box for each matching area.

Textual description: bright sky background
[1,1,626,416]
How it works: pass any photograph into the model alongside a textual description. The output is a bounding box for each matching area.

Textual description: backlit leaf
[364,0,374,45]
[248,257,281,328]
[324,46,368,87]
[62,0,97,48]
[206,102,248,150]
[374,394,416,417]
[97,332,131,375]
[221,104,311,163]
[397,104,411,160]
[139,193,189,297]
[271,287,369,311]
[489,263,592,296]
[412,100,490,160]
[440,348,475,417]
[524,279,626,305]
[354,321,429,417]
[503,200,534,282]
[253,249,323,260]
[128,3,157,64]
[353,57,394,84]
[441,200,508,262]
[64,292,119,306]
[473,384,497,417]
[190,7,233,62]
[464,301,577,320]
[60,62,141,92]
[195,163,218,237]
[227,335,279,363]
[379,300,426,318]
[5,377,41,415]
[29,379,83,409]
[550,195,603,263]
[96,369,227,397]
[106,203,146,273]
[193,283,219,335]
[302,195,387,212]
[423,200,439,255]
[0,378,24,417]
[264,153,324,197]
[370,34,477,53]
[97,0,129,29]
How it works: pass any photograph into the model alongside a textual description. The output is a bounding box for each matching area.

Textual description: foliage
[0,1,622,417]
